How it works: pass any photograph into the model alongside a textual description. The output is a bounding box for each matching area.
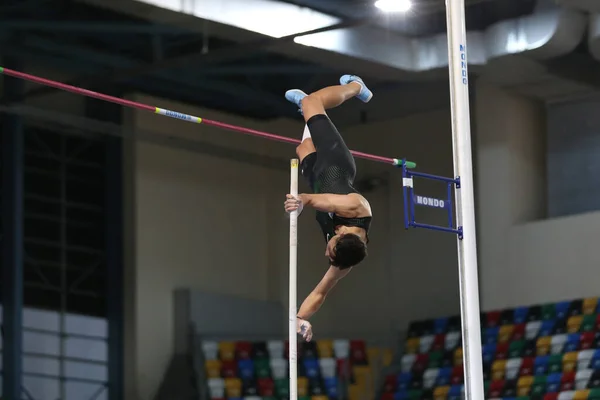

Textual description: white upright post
[444,1,484,399]
[289,159,299,400]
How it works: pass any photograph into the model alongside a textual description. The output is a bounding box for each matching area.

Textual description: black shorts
[300,114,357,194]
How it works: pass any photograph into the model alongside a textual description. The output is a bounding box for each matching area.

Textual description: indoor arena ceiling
[1,0,600,121]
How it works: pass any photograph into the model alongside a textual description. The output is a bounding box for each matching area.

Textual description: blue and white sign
[413,194,446,209]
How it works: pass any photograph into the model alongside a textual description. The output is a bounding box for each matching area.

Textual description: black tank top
[316,211,372,243]
[313,165,371,243]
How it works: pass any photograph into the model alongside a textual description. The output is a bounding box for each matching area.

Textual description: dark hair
[331,234,367,269]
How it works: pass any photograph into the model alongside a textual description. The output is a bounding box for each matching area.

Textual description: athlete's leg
[285,75,373,122]
[296,124,315,163]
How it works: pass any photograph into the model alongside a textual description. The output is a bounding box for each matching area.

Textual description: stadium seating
[202,337,393,400]
[382,297,600,400]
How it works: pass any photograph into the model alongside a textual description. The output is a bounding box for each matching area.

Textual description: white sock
[301,124,311,142]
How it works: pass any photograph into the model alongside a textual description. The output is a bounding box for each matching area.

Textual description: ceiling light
[375,0,412,13]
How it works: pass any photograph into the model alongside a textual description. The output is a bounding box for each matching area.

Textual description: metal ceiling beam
[0,20,187,34]
[22,17,370,100]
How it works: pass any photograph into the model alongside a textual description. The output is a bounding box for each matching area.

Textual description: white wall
[474,81,600,310]
[507,211,600,307]
[127,94,461,399]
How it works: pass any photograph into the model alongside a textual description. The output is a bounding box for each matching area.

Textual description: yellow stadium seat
[312,396,329,400]
[219,341,236,361]
[574,389,590,400]
[454,348,463,366]
[382,348,393,367]
[499,325,515,343]
[564,352,579,372]
[492,360,507,380]
[434,386,451,400]
[348,384,364,400]
[353,365,373,391]
[298,377,309,397]
[205,359,222,378]
[583,298,598,315]
[536,336,552,356]
[517,376,534,396]
[367,347,381,364]
[568,316,584,333]
[317,339,334,358]
[224,377,242,398]
[405,338,420,354]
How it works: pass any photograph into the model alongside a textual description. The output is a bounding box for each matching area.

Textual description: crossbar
[0,67,416,169]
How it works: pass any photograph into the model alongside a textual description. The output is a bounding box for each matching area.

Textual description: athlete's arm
[298,193,364,217]
[297,266,351,320]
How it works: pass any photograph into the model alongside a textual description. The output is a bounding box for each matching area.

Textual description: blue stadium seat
[448,384,463,400]
[238,359,255,380]
[483,344,497,364]
[397,372,412,390]
[556,301,571,320]
[323,377,338,398]
[434,318,449,334]
[590,349,600,369]
[514,307,530,324]
[302,359,320,379]
[484,327,500,344]
[534,356,549,376]
[394,390,409,400]
[545,372,562,393]
[565,333,581,352]
[436,367,452,386]
[540,320,556,336]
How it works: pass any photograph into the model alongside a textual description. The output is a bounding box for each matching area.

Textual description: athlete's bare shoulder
[348,193,372,217]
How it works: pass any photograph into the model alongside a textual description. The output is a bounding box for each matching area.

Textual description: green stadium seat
[542,303,557,320]
[509,340,526,358]
[274,378,288,397]
[548,354,563,373]
[582,315,596,332]
[428,351,443,368]
[531,375,547,397]
[255,359,271,378]
[590,388,600,400]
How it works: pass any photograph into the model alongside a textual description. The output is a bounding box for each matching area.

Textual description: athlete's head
[325,233,367,269]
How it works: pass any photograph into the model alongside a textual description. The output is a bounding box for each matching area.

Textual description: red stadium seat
[235,341,253,360]
[561,371,576,391]
[383,375,397,393]
[350,340,368,364]
[432,334,446,352]
[489,379,506,397]
[520,357,535,376]
[544,392,559,400]
[336,358,351,379]
[413,354,429,373]
[496,343,509,360]
[221,360,238,378]
[485,311,502,328]
[451,365,464,384]
[258,377,275,397]
[381,393,395,400]
[581,332,595,350]
[513,324,526,341]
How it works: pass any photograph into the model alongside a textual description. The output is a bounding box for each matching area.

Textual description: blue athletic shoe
[339,74,373,103]
[285,89,308,114]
